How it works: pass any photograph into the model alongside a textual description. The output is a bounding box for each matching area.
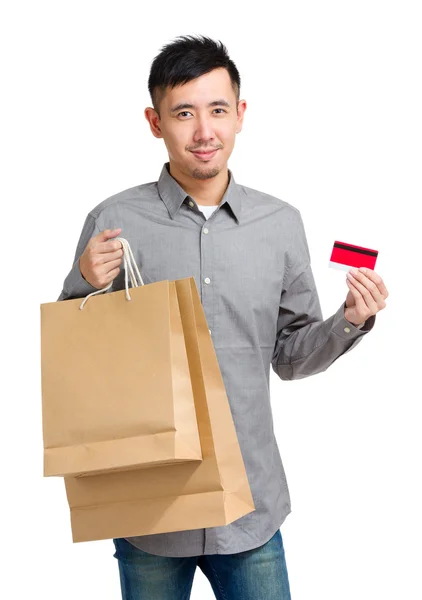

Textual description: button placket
[200,222,213,335]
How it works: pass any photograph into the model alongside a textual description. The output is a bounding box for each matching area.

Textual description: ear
[236,99,247,134]
[144,107,163,139]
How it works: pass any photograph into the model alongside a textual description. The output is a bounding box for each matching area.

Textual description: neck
[168,159,229,206]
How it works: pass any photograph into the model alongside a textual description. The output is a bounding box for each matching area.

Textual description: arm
[57,213,102,301]
[271,213,375,381]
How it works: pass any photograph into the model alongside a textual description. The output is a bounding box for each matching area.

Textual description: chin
[189,155,225,180]
[191,165,221,180]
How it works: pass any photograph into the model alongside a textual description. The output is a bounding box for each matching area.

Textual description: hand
[79,228,123,289]
[344,267,388,326]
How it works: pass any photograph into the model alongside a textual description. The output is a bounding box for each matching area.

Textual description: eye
[177,109,227,118]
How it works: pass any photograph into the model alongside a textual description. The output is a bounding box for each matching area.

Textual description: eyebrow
[170,99,231,114]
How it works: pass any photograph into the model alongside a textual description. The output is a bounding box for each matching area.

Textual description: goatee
[191,167,220,180]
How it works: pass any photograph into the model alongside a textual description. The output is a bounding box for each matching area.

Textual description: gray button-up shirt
[58,162,375,556]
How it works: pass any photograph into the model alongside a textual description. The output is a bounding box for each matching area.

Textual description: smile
[191,149,219,160]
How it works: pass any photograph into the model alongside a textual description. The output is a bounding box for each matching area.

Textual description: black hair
[148,34,241,116]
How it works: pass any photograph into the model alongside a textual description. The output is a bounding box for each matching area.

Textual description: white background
[2,1,421,598]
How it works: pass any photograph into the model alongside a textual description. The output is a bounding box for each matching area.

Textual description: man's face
[145,67,246,180]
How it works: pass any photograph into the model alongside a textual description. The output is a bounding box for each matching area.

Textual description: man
[58,34,388,600]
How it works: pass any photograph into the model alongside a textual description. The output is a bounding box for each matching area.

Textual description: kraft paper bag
[64,276,255,542]
[41,239,202,478]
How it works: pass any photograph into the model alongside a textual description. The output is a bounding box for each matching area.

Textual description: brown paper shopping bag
[64,276,255,542]
[41,239,202,478]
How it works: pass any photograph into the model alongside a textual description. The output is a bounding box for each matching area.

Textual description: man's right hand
[79,228,123,289]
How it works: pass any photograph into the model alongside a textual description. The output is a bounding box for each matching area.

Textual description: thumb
[96,228,122,242]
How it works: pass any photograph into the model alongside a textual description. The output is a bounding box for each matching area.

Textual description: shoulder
[237,181,303,222]
[87,181,158,220]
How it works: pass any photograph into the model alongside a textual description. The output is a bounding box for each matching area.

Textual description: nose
[193,113,215,145]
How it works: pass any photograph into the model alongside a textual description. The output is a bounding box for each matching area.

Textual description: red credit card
[329,240,378,271]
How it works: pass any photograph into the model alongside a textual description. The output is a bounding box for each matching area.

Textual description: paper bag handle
[79,237,145,310]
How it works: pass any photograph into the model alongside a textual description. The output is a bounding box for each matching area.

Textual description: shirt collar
[157,162,242,224]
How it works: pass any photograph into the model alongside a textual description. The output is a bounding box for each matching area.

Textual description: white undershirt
[197,204,219,220]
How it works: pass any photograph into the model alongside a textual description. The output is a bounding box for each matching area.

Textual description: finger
[345,278,369,314]
[105,267,121,282]
[346,274,378,313]
[103,258,122,275]
[98,248,123,264]
[358,267,389,299]
[95,266,121,287]
[96,239,124,254]
[348,270,385,307]
[94,228,122,245]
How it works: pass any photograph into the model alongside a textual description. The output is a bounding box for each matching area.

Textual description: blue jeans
[113,529,291,599]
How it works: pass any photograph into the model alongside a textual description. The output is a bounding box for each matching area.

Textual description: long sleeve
[271,212,375,381]
[57,212,101,301]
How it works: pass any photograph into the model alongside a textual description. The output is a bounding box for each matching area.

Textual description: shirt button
[203,228,209,234]
[204,277,211,284]
[188,200,194,207]
[344,326,351,333]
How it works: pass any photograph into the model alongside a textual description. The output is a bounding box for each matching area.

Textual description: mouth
[191,149,219,161]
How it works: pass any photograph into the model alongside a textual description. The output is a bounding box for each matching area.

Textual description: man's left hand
[344,267,388,326]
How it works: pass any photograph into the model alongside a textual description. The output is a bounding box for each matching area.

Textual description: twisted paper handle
[79,237,144,310]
